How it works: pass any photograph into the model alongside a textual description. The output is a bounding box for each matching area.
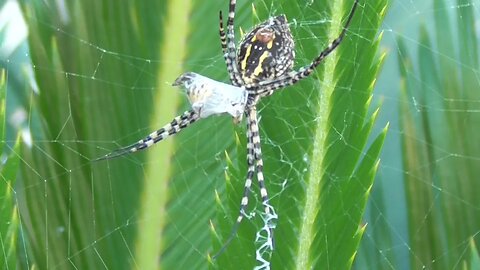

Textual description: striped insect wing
[237,15,295,84]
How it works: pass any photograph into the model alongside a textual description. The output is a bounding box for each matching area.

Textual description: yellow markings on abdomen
[253,50,270,77]
[241,35,256,71]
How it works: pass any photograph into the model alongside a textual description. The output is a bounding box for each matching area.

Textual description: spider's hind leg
[212,109,256,260]
[213,106,277,259]
[248,106,277,257]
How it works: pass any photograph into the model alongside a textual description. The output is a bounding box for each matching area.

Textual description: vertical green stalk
[134,0,192,269]
[1,69,20,270]
[294,1,345,269]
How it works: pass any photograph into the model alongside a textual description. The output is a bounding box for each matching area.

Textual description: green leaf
[214,1,388,269]
[0,69,20,270]
[397,0,480,268]
[468,238,480,270]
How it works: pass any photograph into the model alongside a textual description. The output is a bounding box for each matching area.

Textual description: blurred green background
[1,0,479,269]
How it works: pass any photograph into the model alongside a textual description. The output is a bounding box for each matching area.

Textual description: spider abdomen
[237,15,295,84]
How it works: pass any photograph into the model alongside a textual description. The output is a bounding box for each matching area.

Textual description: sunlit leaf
[0,69,20,270]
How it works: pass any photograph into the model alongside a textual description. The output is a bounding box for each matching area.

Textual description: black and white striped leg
[219,11,228,56]
[248,106,276,253]
[248,0,360,97]
[219,0,244,86]
[219,11,241,86]
[94,110,199,161]
[213,107,256,259]
[226,0,237,58]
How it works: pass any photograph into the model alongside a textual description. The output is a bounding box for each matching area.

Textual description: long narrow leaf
[0,69,21,270]
[397,0,480,268]
[214,0,388,269]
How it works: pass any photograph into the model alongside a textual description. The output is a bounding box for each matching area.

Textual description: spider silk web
[2,0,480,269]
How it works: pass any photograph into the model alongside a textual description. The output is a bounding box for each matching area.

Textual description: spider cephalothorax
[237,15,295,84]
[97,0,359,264]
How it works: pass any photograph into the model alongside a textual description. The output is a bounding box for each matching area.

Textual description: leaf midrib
[294,1,345,269]
[134,0,193,269]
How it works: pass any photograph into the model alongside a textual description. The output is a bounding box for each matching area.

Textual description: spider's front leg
[219,0,244,86]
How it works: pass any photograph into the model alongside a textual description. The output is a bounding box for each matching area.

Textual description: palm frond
[214,0,388,269]
[397,0,480,268]
[0,69,21,270]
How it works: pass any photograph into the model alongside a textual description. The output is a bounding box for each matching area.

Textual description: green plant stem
[294,1,345,268]
[134,0,192,269]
